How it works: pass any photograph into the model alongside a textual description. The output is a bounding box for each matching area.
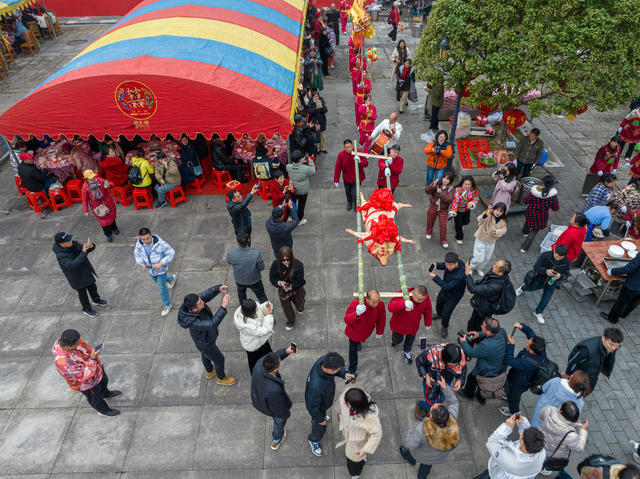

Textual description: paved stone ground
[0,16,638,479]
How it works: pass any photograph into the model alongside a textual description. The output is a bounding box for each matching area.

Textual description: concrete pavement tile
[322,236,360,265]
[0,216,28,243]
[0,356,38,408]
[94,273,163,311]
[270,301,329,350]
[194,405,265,469]
[323,264,374,303]
[204,350,251,405]
[0,410,12,436]
[262,403,335,468]
[0,408,75,474]
[263,466,334,479]
[0,276,31,310]
[0,244,56,274]
[50,474,123,479]
[83,242,142,275]
[18,355,80,408]
[193,470,259,479]
[124,406,201,471]
[53,407,137,473]
[142,353,207,406]
[191,213,236,241]
[14,277,76,312]
[121,472,191,479]
[156,310,201,353]
[102,311,164,354]
[0,475,48,479]
[0,311,61,356]
[288,235,323,266]
[149,208,196,240]
[181,240,227,272]
[333,463,407,478]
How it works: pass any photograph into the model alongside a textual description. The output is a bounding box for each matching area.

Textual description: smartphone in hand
[290,341,297,353]
[94,342,104,352]
[428,263,435,273]
[511,327,518,337]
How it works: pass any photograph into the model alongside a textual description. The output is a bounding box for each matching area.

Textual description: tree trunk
[496,121,509,145]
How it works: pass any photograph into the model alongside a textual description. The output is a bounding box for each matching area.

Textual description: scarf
[401,66,410,81]
[87,179,104,202]
[604,145,620,164]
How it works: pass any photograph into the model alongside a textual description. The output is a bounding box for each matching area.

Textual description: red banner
[45,0,141,17]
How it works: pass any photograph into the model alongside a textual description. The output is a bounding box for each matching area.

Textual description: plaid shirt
[582,182,612,212]
[523,193,560,231]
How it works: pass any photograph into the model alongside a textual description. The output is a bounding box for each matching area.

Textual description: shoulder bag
[542,430,574,471]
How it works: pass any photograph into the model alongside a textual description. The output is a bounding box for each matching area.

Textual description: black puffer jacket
[227,194,254,235]
[269,259,306,291]
[566,336,616,388]
[305,355,346,423]
[465,273,510,317]
[53,241,97,290]
[177,286,227,349]
[251,348,292,419]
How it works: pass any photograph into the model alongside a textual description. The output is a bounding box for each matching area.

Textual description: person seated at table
[129,155,154,189]
[154,152,181,208]
[26,134,50,154]
[33,7,48,31]
[18,152,56,194]
[211,133,245,182]
[98,135,124,159]
[10,139,28,176]
[7,19,27,47]
[178,134,201,186]
[98,146,130,187]
[70,144,99,174]
[584,201,617,240]
[270,171,295,209]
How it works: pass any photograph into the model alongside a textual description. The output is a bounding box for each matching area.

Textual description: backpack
[577,455,619,476]
[523,356,560,394]
[128,165,143,185]
[490,279,516,315]
[386,11,393,24]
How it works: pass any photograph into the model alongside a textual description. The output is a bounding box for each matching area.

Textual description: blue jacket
[432,259,466,299]
[177,286,226,349]
[133,235,175,277]
[305,355,346,423]
[506,323,545,393]
[251,348,292,419]
[584,205,612,231]
[461,328,507,376]
[611,253,640,291]
[265,207,299,253]
[530,377,584,428]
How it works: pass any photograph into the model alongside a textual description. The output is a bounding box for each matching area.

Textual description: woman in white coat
[538,401,588,476]
[336,387,382,479]
[234,299,274,373]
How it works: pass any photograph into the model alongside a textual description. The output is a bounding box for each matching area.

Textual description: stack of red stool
[133,187,153,210]
[65,179,83,203]
[49,188,73,212]
[166,186,188,208]
[26,191,51,213]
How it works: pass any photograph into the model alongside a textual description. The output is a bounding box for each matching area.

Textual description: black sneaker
[105,390,122,399]
[399,446,416,465]
[441,327,448,338]
[113,228,120,235]
[83,309,98,318]
[97,408,120,418]
[106,235,113,242]
[346,202,352,211]
[600,312,617,323]
[93,299,109,307]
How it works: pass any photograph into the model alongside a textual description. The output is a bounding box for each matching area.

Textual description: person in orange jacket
[388,285,432,364]
[424,130,453,186]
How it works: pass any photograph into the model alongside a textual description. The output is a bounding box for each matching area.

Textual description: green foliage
[413,0,640,116]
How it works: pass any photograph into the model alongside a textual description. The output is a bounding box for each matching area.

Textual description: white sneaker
[456,239,463,245]
[425,234,432,239]
[540,468,552,476]
[442,243,449,248]
[161,305,172,317]
[520,249,527,253]
[516,286,524,296]
[630,440,640,463]
[167,275,177,289]
[534,313,545,324]
[299,218,308,225]
[477,269,484,278]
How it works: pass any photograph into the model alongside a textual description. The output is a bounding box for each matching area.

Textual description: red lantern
[503,108,527,133]
[479,100,498,117]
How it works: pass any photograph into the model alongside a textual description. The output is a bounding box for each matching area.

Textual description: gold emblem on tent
[115,80,157,128]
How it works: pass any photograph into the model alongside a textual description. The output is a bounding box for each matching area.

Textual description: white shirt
[486,418,546,479]
[370,119,403,144]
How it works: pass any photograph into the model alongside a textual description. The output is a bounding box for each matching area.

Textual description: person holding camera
[286,150,316,224]
[472,414,546,479]
[334,138,369,211]
[425,170,455,248]
[266,203,299,259]
[233,298,275,374]
[490,163,518,212]
[460,317,508,405]
[399,375,460,479]
[389,285,433,364]
[499,322,546,417]
[468,203,508,277]
[424,130,453,185]
[428,252,466,338]
[251,345,298,451]
[465,259,513,332]
[516,244,571,324]
[269,246,306,331]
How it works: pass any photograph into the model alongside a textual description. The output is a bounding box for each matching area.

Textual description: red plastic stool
[190,175,206,192]
[224,180,241,203]
[49,188,73,212]
[14,176,28,196]
[259,179,274,202]
[112,185,133,207]
[166,186,188,208]
[26,191,51,213]
[65,179,83,203]
[212,170,232,188]
[133,187,153,210]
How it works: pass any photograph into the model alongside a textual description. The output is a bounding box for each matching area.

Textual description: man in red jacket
[389,285,432,364]
[377,144,404,193]
[334,139,369,211]
[344,289,386,377]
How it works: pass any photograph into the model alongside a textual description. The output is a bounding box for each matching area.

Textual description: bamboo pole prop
[383,144,410,303]
[354,145,365,305]
[349,150,391,160]
[353,292,403,298]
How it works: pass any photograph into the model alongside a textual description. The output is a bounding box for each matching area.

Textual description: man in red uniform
[358,95,377,151]
[344,289,386,377]
[388,285,432,364]
[377,144,404,193]
[354,69,371,125]
[334,139,369,211]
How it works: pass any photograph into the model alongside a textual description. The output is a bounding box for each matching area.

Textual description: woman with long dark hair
[269,246,306,331]
[233,298,274,374]
[490,162,518,211]
[521,175,560,252]
[469,202,508,276]
[391,39,410,84]
[336,387,382,479]
[425,170,455,248]
[448,175,479,245]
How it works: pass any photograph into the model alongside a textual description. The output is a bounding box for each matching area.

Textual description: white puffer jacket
[233,302,274,352]
[539,406,587,459]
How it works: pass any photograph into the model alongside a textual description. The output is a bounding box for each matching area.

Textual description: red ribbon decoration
[358,187,396,213]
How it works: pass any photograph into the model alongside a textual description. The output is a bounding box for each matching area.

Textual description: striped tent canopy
[0,0,305,141]
[0,0,33,18]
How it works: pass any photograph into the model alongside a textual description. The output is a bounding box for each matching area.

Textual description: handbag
[542,430,574,471]
[93,203,110,218]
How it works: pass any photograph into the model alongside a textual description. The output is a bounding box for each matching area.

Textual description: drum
[370,129,393,155]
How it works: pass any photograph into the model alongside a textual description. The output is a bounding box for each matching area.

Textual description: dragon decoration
[348,0,375,48]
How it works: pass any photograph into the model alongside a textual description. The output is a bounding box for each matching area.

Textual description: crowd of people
[33,2,640,478]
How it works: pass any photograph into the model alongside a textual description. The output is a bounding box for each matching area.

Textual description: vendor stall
[0,0,305,143]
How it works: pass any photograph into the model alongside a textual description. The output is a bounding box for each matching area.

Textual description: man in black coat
[226,183,260,237]
[251,346,297,450]
[18,152,54,193]
[565,327,623,389]
[177,285,237,386]
[464,259,512,331]
[601,252,640,323]
[265,203,299,258]
[516,244,570,325]
[305,352,355,456]
[52,232,107,317]
[429,252,466,338]
[210,134,244,182]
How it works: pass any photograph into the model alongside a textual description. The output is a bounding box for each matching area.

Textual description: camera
[457,329,475,342]
[498,168,507,175]
[436,179,443,188]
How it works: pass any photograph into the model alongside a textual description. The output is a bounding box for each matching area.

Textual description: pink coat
[81,177,116,226]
